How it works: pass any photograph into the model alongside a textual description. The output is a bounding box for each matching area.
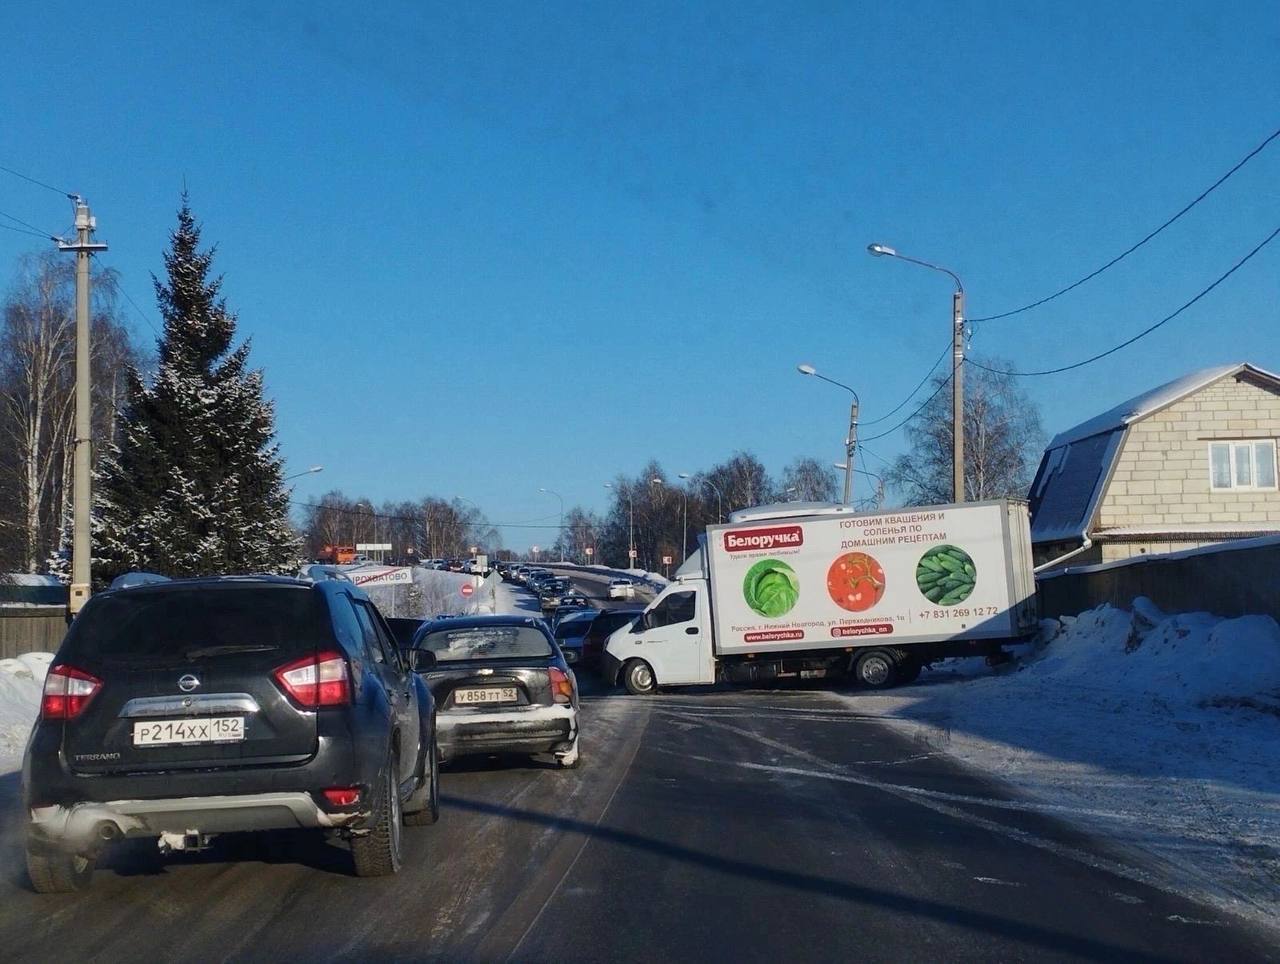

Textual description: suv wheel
[403,739,440,826]
[26,842,95,893]
[351,749,403,877]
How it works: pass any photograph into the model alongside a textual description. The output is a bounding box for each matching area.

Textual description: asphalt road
[0,590,1274,961]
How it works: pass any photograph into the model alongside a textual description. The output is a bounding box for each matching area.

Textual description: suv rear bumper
[28,792,369,854]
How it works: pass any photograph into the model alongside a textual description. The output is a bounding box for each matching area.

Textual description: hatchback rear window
[417,625,553,662]
[64,587,330,662]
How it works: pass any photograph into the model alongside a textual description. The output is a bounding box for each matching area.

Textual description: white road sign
[346,566,413,587]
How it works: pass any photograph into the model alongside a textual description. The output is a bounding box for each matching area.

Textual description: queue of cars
[22,571,582,892]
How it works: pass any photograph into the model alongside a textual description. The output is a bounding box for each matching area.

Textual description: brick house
[1029,362,1280,568]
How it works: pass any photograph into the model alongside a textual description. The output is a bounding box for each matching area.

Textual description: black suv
[22,574,439,892]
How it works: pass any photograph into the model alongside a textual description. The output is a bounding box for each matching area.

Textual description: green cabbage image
[743,559,799,618]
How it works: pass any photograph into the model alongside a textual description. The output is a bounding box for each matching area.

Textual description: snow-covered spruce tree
[93,198,300,583]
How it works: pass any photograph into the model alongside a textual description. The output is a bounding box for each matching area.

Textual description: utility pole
[844,395,859,506]
[951,288,966,503]
[58,200,107,616]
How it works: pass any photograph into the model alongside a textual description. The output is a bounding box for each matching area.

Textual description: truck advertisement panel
[706,501,1026,656]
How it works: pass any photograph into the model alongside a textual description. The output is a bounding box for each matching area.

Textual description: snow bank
[0,653,52,774]
[839,598,1280,924]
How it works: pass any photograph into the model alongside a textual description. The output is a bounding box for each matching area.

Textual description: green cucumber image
[915,544,976,606]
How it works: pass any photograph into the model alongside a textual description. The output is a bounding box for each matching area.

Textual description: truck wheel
[403,738,440,826]
[853,649,898,689]
[351,749,403,876]
[26,842,95,893]
[623,659,657,695]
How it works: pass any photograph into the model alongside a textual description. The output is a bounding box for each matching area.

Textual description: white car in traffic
[607,578,635,600]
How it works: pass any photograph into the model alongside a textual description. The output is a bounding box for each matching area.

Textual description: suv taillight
[549,667,574,704]
[42,664,102,720]
[274,651,351,708]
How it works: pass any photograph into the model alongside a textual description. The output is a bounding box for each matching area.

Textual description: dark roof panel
[1030,429,1124,544]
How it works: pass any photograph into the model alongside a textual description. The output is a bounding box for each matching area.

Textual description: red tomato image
[826,552,886,612]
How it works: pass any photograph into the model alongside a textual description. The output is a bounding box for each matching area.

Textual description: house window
[1208,440,1277,491]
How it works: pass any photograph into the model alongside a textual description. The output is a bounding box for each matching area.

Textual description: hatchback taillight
[549,667,574,704]
[274,651,351,708]
[42,664,102,720]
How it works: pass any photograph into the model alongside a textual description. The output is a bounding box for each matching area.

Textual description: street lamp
[679,473,723,524]
[538,487,565,561]
[604,482,635,569]
[868,242,966,502]
[284,465,324,482]
[797,363,859,505]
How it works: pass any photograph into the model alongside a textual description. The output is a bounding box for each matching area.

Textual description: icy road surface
[0,679,1274,961]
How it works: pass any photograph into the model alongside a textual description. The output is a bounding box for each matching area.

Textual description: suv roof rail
[109,571,171,591]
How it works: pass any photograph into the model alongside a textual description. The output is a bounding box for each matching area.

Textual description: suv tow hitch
[158,831,215,853]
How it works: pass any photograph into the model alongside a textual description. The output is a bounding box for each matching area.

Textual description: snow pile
[0,652,52,773]
[841,598,1280,922]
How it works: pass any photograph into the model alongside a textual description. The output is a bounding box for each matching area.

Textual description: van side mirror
[632,613,649,632]
[409,649,437,673]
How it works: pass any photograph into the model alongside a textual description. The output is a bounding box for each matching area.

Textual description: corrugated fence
[0,607,68,658]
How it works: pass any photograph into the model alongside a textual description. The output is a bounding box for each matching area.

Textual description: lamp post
[797,363,859,505]
[868,242,966,502]
[604,482,635,569]
[679,473,723,524]
[538,487,565,561]
[284,465,324,482]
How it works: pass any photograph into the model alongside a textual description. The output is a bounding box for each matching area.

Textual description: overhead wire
[0,207,59,241]
[969,125,1280,323]
[0,161,76,199]
[859,354,959,443]
[970,222,1280,377]
[859,341,951,426]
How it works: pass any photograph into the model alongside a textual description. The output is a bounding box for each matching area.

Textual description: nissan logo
[178,674,201,693]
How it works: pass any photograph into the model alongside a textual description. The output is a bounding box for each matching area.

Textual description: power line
[860,356,960,443]
[970,125,1280,323]
[0,161,76,199]
[0,220,51,240]
[0,207,59,240]
[860,341,951,426]
[971,222,1280,378]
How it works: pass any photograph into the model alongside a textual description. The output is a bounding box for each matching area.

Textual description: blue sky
[2,1,1277,549]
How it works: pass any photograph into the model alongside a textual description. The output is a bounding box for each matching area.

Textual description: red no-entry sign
[460,583,475,597]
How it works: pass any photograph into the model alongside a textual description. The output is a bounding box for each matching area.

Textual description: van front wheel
[623,659,657,695]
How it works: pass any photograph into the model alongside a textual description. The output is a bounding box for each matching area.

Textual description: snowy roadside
[0,653,52,775]
[835,599,1280,926]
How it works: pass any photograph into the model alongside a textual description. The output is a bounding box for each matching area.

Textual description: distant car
[538,578,573,610]
[411,615,580,768]
[553,610,598,664]
[551,599,590,626]
[607,578,635,600]
[581,608,641,665]
[557,590,589,610]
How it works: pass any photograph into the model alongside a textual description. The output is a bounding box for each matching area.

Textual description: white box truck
[602,499,1037,694]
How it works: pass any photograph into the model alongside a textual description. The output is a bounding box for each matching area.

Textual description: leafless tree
[780,457,838,502]
[0,252,140,571]
[885,358,1045,506]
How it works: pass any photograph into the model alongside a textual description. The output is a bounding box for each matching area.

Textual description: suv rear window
[554,614,595,638]
[417,625,553,662]
[63,586,330,662]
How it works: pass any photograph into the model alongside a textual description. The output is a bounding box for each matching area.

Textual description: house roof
[1030,362,1280,546]
[1047,363,1280,448]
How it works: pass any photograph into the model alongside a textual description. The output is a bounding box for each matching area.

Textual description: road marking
[974,877,1024,887]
